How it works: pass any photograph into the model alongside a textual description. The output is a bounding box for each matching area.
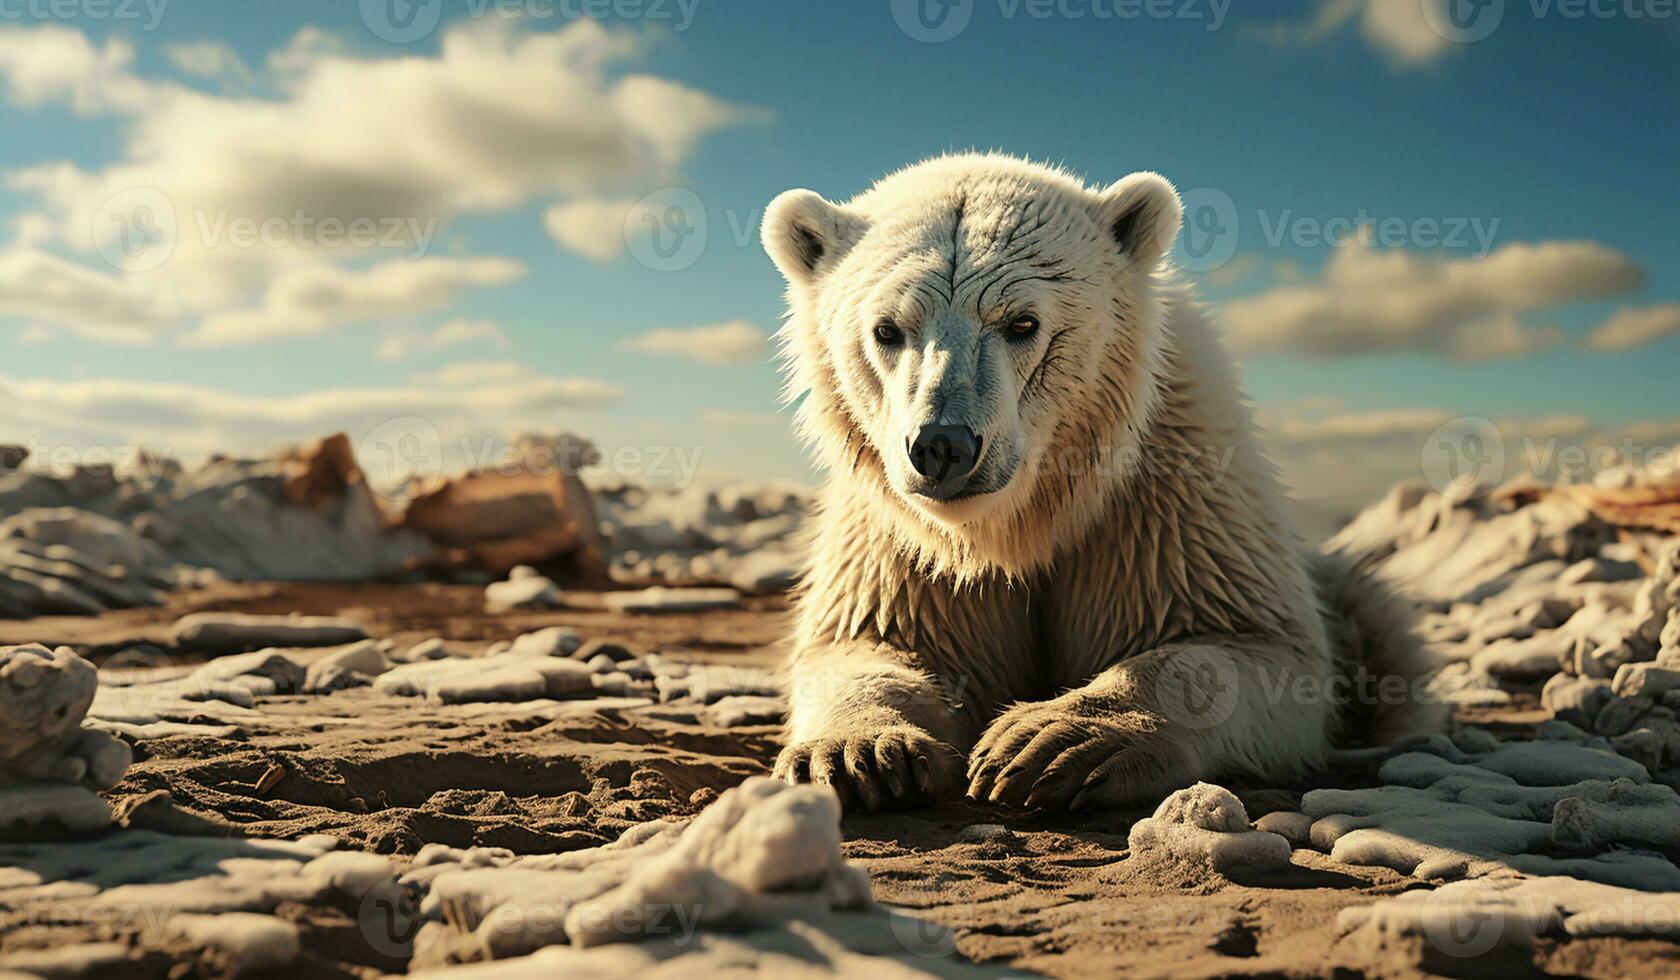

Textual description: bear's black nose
[906,424,981,495]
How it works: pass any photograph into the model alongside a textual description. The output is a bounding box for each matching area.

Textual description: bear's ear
[761,189,862,284]
[1095,172,1183,269]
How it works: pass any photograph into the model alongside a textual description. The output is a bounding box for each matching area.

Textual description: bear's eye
[873,318,905,347]
[1005,313,1040,340]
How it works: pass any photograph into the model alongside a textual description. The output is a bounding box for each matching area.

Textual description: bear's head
[763,154,1183,575]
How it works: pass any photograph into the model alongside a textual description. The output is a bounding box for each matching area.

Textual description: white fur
[764,153,1443,812]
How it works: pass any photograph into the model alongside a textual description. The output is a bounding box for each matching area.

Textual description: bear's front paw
[774,726,961,812]
[966,699,1201,811]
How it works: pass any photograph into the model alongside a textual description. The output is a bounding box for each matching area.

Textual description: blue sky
[0,0,1676,517]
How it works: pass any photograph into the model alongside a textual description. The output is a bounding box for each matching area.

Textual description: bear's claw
[775,726,961,812]
[967,699,1197,811]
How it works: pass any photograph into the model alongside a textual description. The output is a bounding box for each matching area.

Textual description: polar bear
[760,153,1444,812]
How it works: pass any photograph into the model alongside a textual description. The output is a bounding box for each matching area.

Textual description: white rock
[500,626,584,658]
[171,612,366,653]
[0,942,132,977]
[1301,735,1680,889]
[376,656,595,704]
[652,662,784,704]
[166,912,301,970]
[727,550,801,595]
[564,777,870,947]
[601,587,742,614]
[0,644,131,790]
[0,783,112,832]
[1253,811,1314,847]
[1126,783,1291,873]
[1612,662,1680,699]
[485,576,561,613]
[303,639,391,693]
[1337,874,1680,974]
[396,637,461,662]
[1551,778,1680,851]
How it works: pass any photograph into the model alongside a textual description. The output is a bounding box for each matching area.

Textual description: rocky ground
[6,447,1680,977]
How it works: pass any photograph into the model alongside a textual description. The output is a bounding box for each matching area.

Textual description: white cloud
[700,409,781,426]
[1268,407,1454,446]
[618,320,767,365]
[376,318,511,361]
[0,371,623,462]
[183,257,525,347]
[544,198,639,261]
[1584,304,1680,352]
[0,26,147,113]
[409,360,534,387]
[1223,235,1643,361]
[1442,312,1564,362]
[1251,0,1454,70]
[161,40,254,86]
[1255,395,1674,538]
[0,247,179,344]
[265,27,343,77]
[0,20,760,344]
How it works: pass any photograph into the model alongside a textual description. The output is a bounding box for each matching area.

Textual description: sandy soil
[5,583,1677,978]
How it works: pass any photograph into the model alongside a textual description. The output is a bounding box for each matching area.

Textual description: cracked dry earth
[5,583,1680,978]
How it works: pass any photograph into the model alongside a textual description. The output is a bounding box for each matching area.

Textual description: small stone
[171,612,366,653]
[600,586,742,614]
[484,576,561,613]
[1127,783,1292,873]
[1253,811,1314,848]
[303,639,389,694]
[0,783,113,832]
[957,823,1015,843]
[503,626,584,658]
[573,638,636,663]
[166,912,301,971]
[1542,674,1613,730]
[1613,663,1680,700]
[396,637,458,662]
[1595,696,1655,737]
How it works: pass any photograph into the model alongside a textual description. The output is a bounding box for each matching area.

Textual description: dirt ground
[6,584,1678,978]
